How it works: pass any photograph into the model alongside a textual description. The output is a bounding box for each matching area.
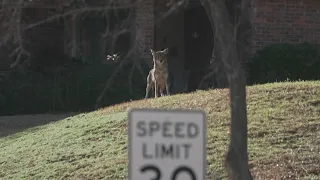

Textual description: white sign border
[127,108,207,180]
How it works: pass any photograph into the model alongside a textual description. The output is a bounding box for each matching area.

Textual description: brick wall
[135,0,154,65]
[252,0,320,52]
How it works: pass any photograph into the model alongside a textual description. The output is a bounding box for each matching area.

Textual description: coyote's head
[150,48,169,67]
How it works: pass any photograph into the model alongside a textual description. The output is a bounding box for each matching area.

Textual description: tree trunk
[225,63,252,180]
[202,0,253,179]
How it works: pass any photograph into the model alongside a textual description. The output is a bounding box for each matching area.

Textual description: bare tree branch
[94,45,137,110]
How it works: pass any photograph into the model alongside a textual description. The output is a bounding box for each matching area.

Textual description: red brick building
[3,0,320,62]
[252,0,320,52]
[137,0,320,57]
[135,0,320,90]
[1,0,320,90]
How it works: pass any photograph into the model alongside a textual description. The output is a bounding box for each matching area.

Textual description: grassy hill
[1,81,320,180]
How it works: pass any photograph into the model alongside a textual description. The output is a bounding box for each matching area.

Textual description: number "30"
[140,164,196,180]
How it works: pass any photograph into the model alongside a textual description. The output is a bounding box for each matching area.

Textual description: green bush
[246,42,320,84]
[0,59,150,116]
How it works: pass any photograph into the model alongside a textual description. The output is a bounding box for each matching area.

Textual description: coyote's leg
[154,81,158,98]
[145,73,152,99]
[145,83,151,99]
[160,85,165,97]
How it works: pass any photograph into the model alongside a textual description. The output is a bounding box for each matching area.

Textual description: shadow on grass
[0,112,79,137]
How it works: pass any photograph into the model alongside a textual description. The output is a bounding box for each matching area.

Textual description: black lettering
[161,144,174,159]
[171,166,196,180]
[182,144,192,159]
[140,165,161,180]
[149,122,160,136]
[175,122,185,138]
[163,121,173,137]
[142,143,152,159]
[187,123,199,138]
[137,121,146,136]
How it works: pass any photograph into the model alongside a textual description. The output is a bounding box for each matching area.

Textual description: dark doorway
[184,5,214,91]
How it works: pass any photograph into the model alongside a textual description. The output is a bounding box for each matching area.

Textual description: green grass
[1,81,320,179]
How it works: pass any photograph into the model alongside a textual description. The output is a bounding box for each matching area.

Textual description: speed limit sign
[128,108,206,180]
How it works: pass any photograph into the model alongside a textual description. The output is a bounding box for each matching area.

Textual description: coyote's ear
[150,49,155,56]
[162,48,169,54]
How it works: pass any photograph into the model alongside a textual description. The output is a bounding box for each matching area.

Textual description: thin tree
[202,0,253,179]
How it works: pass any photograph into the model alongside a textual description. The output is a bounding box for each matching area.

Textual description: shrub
[0,59,150,115]
[246,42,320,84]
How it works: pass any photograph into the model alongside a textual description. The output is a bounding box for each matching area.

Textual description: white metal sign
[128,108,206,180]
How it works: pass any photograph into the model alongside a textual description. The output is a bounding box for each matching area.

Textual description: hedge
[246,42,320,84]
[0,59,149,116]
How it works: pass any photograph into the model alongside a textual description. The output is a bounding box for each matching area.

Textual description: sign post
[128,108,206,180]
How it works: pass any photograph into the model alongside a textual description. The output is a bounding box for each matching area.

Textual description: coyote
[145,48,170,99]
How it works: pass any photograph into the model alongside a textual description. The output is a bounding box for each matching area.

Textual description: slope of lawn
[0,81,320,180]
